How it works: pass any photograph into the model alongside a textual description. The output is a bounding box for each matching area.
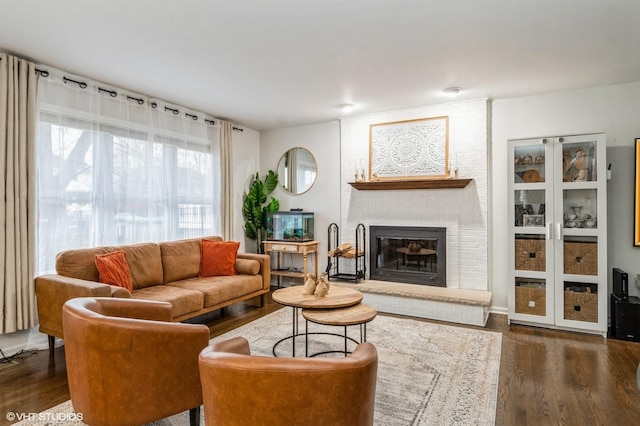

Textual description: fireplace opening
[370,226,446,286]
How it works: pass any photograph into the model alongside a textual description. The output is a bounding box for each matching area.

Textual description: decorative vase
[315,280,328,297]
[303,278,317,295]
[408,242,421,252]
[319,272,330,292]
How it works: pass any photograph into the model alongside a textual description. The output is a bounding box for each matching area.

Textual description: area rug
[15,309,501,426]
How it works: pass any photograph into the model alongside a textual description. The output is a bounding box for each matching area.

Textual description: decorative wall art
[635,138,640,246]
[369,116,449,180]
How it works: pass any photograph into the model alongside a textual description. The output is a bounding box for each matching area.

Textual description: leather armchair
[199,337,378,426]
[62,297,210,426]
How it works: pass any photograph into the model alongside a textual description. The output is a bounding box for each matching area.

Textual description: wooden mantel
[348,178,472,190]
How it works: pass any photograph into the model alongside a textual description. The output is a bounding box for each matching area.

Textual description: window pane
[37,120,218,274]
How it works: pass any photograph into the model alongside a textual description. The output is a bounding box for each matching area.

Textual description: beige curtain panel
[0,54,38,334]
[220,121,233,240]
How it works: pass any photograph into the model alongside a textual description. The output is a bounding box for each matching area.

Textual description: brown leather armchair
[199,336,378,426]
[62,297,210,426]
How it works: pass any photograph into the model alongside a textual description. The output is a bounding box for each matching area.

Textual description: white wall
[491,81,640,312]
[260,121,341,275]
[340,100,489,290]
[231,127,261,252]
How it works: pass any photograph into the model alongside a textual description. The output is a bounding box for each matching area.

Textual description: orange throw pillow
[95,251,134,293]
[200,240,240,277]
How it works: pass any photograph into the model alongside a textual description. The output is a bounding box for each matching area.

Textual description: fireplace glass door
[370,226,446,286]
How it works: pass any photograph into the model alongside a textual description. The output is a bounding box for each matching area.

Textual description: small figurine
[319,271,330,292]
[314,280,328,297]
[303,277,317,295]
[571,148,588,182]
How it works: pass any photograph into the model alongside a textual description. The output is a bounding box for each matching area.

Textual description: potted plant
[242,170,279,253]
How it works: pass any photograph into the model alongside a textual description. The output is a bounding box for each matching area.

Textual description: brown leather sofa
[199,336,378,426]
[36,236,270,356]
[63,297,208,426]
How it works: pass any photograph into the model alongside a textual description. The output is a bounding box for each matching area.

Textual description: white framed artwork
[369,116,449,180]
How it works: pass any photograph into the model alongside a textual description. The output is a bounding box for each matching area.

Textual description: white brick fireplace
[338,99,490,324]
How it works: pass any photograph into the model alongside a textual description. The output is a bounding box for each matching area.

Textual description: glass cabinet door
[509,138,555,324]
[554,135,606,331]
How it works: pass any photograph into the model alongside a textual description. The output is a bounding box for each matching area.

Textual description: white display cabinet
[508,134,607,336]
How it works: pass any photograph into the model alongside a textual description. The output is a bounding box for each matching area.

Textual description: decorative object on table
[314,279,329,297]
[303,277,317,295]
[319,271,330,291]
[242,170,279,253]
[408,241,422,252]
[369,116,448,180]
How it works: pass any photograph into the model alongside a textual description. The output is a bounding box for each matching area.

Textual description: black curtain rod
[0,56,221,126]
[63,76,87,89]
[127,95,144,105]
[233,127,243,132]
[98,87,117,97]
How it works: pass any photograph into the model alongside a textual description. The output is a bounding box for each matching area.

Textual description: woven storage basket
[563,241,597,276]
[515,286,546,316]
[515,238,545,272]
[563,290,598,322]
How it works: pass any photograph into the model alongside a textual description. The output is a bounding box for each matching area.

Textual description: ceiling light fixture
[443,87,462,97]
[339,103,356,114]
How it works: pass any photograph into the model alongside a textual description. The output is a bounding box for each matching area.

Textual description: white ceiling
[1,0,639,131]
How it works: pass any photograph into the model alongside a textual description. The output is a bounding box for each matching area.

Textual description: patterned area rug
[15,309,501,426]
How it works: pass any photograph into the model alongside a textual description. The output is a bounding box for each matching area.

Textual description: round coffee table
[302,303,377,357]
[272,285,363,357]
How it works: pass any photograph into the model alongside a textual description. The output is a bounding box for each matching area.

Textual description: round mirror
[277,147,318,194]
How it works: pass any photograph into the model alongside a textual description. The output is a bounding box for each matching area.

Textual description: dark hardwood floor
[1,290,640,425]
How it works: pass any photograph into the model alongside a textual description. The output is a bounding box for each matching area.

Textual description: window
[36,74,220,273]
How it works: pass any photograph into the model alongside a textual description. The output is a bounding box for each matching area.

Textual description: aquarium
[266,211,314,242]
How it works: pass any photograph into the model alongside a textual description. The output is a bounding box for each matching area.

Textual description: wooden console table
[263,240,319,288]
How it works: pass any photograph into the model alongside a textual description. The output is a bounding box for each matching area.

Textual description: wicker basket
[515,238,545,272]
[563,241,598,276]
[563,290,598,322]
[515,286,546,316]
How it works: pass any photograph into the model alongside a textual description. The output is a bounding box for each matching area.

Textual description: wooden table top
[272,285,363,309]
[302,303,377,326]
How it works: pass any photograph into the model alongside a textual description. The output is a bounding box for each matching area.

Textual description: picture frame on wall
[369,116,449,180]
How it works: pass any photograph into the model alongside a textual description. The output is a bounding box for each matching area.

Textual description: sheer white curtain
[36,69,221,274]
